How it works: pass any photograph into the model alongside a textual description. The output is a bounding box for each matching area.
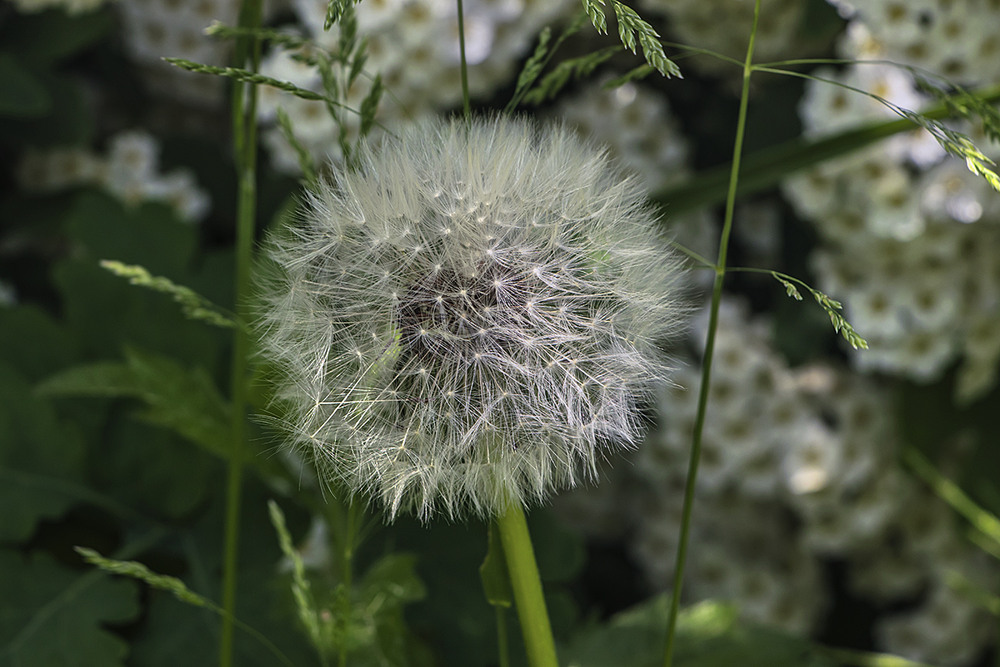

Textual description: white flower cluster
[259,0,576,172]
[17,131,211,223]
[592,300,998,662]
[117,0,239,106]
[552,80,690,193]
[833,1,1000,84]
[785,60,1000,399]
[637,0,812,75]
[551,79,721,274]
[256,116,686,520]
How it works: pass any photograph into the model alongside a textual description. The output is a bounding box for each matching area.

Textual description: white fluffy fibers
[257,115,686,520]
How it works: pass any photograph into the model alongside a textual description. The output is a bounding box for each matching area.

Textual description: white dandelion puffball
[258,116,686,520]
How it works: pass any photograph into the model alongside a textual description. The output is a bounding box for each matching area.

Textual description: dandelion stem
[496,502,558,667]
[456,0,472,120]
[661,2,760,666]
[496,606,511,667]
[220,0,263,665]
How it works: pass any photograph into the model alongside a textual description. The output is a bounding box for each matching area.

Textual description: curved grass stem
[661,2,760,666]
[496,503,559,667]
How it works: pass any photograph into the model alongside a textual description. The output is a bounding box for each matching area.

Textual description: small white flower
[257,116,686,519]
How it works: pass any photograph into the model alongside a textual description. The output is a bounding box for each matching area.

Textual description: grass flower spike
[258,116,685,520]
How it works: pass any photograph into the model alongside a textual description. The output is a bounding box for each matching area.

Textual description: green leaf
[0,550,139,667]
[0,305,77,381]
[480,522,512,608]
[564,598,837,667]
[38,348,232,461]
[0,363,86,542]
[95,419,214,518]
[120,348,232,457]
[36,361,142,398]
[0,56,51,117]
[54,192,224,364]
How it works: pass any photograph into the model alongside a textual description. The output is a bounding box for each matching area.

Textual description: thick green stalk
[495,503,558,667]
[661,3,760,667]
[220,1,263,665]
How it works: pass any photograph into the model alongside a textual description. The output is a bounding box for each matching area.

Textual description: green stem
[336,501,359,667]
[661,3,760,667]
[496,606,511,667]
[456,0,471,120]
[219,0,263,665]
[495,503,558,667]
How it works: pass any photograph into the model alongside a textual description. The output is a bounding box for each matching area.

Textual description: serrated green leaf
[96,419,213,518]
[36,361,143,398]
[0,550,139,667]
[54,192,224,365]
[121,348,232,458]
[0,363,86,542]
[37,348,232,461]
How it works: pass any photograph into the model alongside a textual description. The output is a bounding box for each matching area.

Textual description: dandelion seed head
[257,116,686,520]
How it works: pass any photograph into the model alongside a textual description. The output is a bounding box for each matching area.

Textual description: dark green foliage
[564,598,838,667]
[0,55,50,117]
[0,551,139,667]
[0,363,86,542]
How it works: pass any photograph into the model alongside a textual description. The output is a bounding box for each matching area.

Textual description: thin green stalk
[496,606,511,667]
[495,502,558,667]
[456,0,471,120]
[336,501,359,667]
[661,3,760,667]
[220,0,263,665]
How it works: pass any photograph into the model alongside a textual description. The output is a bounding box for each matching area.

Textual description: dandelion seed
[257,116,687,520]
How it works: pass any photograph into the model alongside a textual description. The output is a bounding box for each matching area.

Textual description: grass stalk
[661,2,761,666]
[219,0,263,664]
